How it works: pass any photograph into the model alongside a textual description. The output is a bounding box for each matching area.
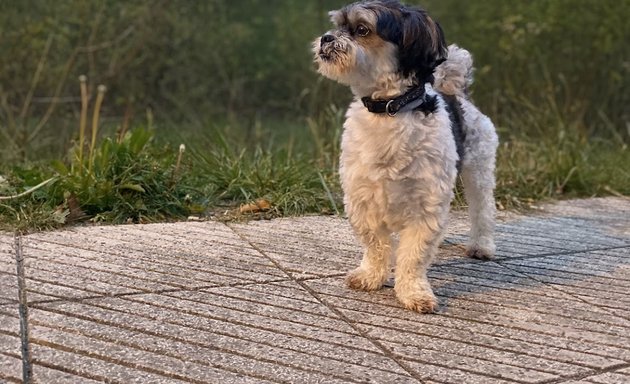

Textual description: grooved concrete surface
[1,197,629,384]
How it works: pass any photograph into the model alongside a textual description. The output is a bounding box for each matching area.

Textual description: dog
[313,0,498,312]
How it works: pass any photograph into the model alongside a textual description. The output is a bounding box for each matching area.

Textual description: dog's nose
[321,34,335,44]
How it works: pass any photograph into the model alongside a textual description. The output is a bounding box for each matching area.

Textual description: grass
[190,132,340,218]
[0,98,345,231]
[0,76,627,232]
[495,137,629,210]
[1,114,628,232]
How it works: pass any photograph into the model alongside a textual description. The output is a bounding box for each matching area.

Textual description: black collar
[361,84,439,116]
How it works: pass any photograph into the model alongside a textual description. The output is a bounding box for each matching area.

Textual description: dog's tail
[433,44,473,98]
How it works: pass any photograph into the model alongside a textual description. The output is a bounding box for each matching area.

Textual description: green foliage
[190,130,340,217]
[423,0,629,142]
[2,0,626,146]
[54,127,191,223]
[496,137,629,210]
[0,0,628,230]
[0,120,343,231]
[0,128,192,231]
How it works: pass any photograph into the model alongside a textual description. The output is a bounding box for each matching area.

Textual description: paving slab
[0,197,629,383]
[0,307,22,383]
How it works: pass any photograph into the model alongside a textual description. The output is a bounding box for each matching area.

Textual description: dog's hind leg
[461,124,498,259]
[458,98,498,260]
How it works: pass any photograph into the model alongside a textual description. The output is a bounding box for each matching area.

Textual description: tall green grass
[0,102,344,231]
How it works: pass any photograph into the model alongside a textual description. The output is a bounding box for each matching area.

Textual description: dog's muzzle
[318,34,338,61]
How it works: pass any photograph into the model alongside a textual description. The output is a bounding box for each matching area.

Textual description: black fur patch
[411,93,438,115]
[441,93,466,172]
[364,0,447,83]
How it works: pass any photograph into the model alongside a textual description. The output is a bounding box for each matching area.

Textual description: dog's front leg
[346,217,391,292]
[394,222,443,313]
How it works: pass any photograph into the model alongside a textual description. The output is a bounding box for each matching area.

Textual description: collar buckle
[385,100,397,117]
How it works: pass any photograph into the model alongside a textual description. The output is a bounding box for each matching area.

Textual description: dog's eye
[356,24,370,37]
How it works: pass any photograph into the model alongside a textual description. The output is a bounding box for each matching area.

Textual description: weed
[0,77,193,231]
[189,130,340,218]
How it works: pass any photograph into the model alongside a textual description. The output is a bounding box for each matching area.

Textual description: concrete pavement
[1,197,629,383]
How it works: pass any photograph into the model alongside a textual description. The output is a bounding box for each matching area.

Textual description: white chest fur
[339,98,459,229]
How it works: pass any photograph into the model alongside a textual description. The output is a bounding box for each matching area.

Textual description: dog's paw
[346,267,385,291]
[397,292,438,313]
[466,245,494,260]
[394,281,438,313]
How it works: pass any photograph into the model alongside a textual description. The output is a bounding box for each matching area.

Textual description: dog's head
[313,0,446,96]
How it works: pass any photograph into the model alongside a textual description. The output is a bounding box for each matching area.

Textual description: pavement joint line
[429,269,630,308]
[29,303,383,383]
[311,291,630,360]
[489,245,630,263]
[30,337,277,384]
[13,234,33,384]
[16,259,195,292]
[358,322,618,373]
[159,290,346,322]
[498,258,630,278]
[19,237,283,279]
[85,225,280,256]
[0,351,24,384]
[293,272,347,280]
[29,314,410,379]
[190,287,352,320]
[384,354,548,384]
[16,246,286,284]
[434,287,630,329]
[431,275,630,303]
[131,288,373,340]
[20,277,292,307]
[306,275,618,325]
[15,274,145,298]
[30,299,397,365]
[66,290,366,345]
[432,246,630,267]
[22,359,117,384]
[225,222,429,383]
[572,299,630,322]
[501,221,630,237]
[495,262,630,326]
[491,235,623,254]
[438,294,630,336]
[438,313,630,354]
[496,218,628,233]
[16,254,289,293]
[32,341,220,384]
[542,362,630,384]
[494,226,628,244]
[24,223,276,254]
[486,270,630,294]
[354,315,598,374]
[0,328,19,338]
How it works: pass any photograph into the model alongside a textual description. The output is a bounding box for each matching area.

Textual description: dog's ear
[376,4,447,82]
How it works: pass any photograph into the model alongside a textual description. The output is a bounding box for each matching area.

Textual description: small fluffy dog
[313,0,498,312]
